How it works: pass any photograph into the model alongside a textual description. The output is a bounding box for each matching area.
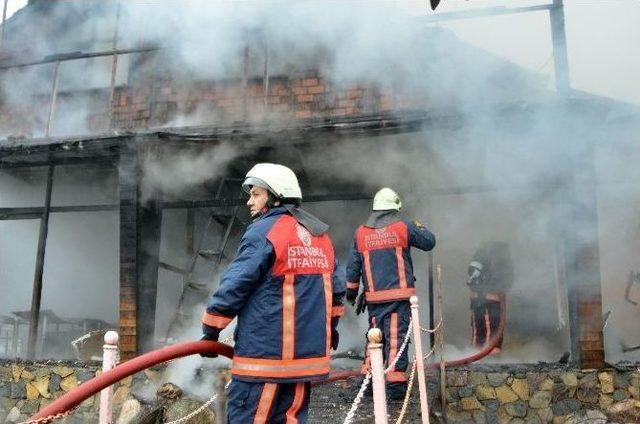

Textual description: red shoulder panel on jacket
[267,215,335,276]
[355,221,408,252]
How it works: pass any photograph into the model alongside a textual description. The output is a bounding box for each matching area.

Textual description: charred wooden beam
[2,103,592,169]
[0,46,158,70]
[27,164,54,359]
[0,0,8,50]
[107,1,122,130]
[137,185,162,355]
[0,157,118,169]
[0,204,119,220]
[45,61,61,137]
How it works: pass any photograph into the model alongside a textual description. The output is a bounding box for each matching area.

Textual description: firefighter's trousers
[366,300,410,399]
[227,378,311,424]
[470,293,505,352]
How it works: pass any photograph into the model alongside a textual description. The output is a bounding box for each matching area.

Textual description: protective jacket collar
[257,206,329,236]
[283,204,329,236]
[365,210,401,228]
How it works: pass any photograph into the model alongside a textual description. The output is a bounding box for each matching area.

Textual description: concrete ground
[308,375,444,423]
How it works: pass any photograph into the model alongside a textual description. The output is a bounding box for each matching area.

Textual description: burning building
[1,0,640,422]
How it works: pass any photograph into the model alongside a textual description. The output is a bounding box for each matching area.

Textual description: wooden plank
[27,164,54,359]
[136,184,162,354]
[0,204,119,220]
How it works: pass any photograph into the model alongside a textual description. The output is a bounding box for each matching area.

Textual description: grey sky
[421,0,640,105]
[6,0,638,104]
[5,0,26,20]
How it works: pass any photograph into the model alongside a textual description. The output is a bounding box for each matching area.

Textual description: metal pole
[45,61,61,137]
[428,251,435,349]
[367,328,388,424]
[436,264,447,419]
[242,45,249,121]
[263,38,269,108]
[27,164,54,360]
[108,0,121,130]
[0,0,8,51]
[410,296,430,424]
[549,0,571,97]
[99,331,119,424]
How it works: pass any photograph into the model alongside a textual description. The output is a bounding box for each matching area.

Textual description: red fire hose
[428,296,506,368]
[30,301,504,419]
[320,298,506,383]
[30,341,234,421]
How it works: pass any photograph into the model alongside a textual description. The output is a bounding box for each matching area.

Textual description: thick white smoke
[0,1,639,373]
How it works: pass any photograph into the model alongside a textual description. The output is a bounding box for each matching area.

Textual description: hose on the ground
[29,341,233,421]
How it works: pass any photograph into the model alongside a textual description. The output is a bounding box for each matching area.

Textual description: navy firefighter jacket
[345,218,435,303]
[202,207,345,383]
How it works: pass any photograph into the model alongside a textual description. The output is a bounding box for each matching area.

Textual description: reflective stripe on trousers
[227,379,311,424]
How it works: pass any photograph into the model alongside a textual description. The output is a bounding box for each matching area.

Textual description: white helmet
[242,163,302,200]
[372,187,402,211]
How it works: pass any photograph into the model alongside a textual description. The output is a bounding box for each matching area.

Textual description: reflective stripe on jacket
[202,207,344,382]
[345,219,435,303]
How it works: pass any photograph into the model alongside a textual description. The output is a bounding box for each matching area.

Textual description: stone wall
[443,365,640,424]
[0,360,160,423]
[2,360,640,423]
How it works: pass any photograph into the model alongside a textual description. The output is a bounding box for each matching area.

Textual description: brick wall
[112,71,400,131]
[0,67,405,139]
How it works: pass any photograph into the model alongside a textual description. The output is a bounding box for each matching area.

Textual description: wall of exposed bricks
[111,72,401,132]
[117,150,139,360]
[0,71,403,139]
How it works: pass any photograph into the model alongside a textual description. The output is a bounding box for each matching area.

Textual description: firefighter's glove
[355,293,367,316]
[330,317,340,350]
[346,289,358,306]
[199,325,220,358]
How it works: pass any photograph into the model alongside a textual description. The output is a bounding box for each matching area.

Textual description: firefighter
[345,188,436,400]
[200,163,345,423]
[467,241,513,354]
